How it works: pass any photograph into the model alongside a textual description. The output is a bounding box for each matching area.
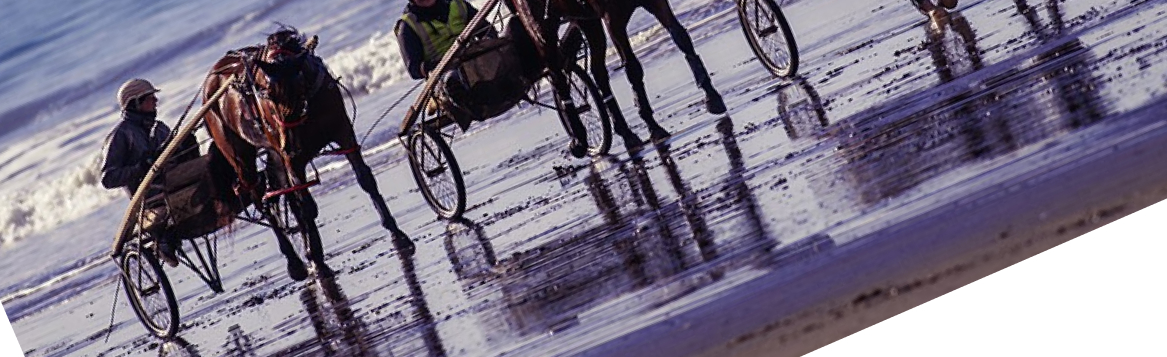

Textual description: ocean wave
[0,153,121,246]
[326,31,411,96]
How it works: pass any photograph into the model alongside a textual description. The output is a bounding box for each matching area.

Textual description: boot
[155,236,180,268]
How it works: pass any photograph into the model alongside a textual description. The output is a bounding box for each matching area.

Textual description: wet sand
[6,0,1167,356]
[661,101,1167,357]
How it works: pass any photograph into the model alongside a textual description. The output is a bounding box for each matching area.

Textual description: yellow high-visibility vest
[401,0,469,64]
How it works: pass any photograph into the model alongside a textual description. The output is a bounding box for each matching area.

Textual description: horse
[505,0,726,152]
[202,27,414,281]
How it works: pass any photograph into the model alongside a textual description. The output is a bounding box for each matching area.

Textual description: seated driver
[101,78,197,267]
[395,0,494,80]
[395,0,501,126]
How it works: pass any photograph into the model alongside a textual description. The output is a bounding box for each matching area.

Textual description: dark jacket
[100,110,175,197]
[395,0,485,79]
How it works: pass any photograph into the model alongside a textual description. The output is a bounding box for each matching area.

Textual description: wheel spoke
[758,25,778,37]
[124,251,175,334]
[744,0,792,71]
[411,131,462,214]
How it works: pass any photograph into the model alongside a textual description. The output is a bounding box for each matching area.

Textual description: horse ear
[305,35,319,53]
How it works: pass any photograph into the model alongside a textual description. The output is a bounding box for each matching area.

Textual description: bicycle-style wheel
[407,127,467,219]
[737,0,799,77]
[120,247,180,338]
[557,63,613,156]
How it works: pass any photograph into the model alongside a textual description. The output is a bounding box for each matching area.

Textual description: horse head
[251,28,314,152]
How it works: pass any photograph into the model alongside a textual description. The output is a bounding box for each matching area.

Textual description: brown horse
[506,0,726,151]
[202,28,413,280]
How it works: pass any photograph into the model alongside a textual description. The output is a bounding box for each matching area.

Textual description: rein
[226,46,321,132]
[360,80,424,147]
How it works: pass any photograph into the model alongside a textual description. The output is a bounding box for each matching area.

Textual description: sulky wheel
[120,245,180,338]
[737,0,799,78]
[558,63,613,156]
[407,127,467,219]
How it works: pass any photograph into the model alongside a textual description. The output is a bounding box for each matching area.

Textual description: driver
[395,0,491,80]
[100,78,195,267]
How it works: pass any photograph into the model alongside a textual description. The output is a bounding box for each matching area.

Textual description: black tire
[737,0,799,78]
[120,248,180,338]
[407,128,466,219]
[557,63,613,156]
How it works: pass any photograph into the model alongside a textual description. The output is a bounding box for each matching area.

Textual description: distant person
[100,78,195,266]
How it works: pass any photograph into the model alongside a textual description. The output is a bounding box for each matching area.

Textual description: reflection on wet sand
[1014,0,1066,40]
[444,218,497,283]
[394,251,447,357]
[840,31,1105,204]
[924,9,984,83]
[224,324,257,357]
[158,336,204,357]
[296,275,374,356]
[716,114,838,268]
[441,115,845,341]
[262,252,444,356]
[774,77,830,140]
[484,162,666,335]
[252,275,377,356]
[714,116,771,258]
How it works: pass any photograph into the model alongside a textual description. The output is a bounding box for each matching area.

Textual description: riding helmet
[117,78,161,110]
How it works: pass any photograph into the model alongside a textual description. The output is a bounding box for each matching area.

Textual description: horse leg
[346,150,416,256]
[606,15,671,140]
[265,206,310,281]
[291,153,345,278]
[290,190,334,277]
[329,120,415,255]
[644,0,726,115]
[552,68,590,159]
[542,24,589,158]
[511,0,588,157]
[577,19,645,150]
[261,151,311,280]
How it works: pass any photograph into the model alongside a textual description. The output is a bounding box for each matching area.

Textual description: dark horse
[202,28,413,281]
[506,0,726,151]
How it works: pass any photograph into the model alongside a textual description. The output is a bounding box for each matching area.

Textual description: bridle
[249,48,311,130]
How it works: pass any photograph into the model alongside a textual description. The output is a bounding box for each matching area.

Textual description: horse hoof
[288,262,309,281]
[569,142,588,159]
[910,0,934,14]
[649,128,672,142]
[623,134,646,151]
[624,141,648,156]
[394,235,416,257]
[314,262,335,278]
[706,95,727,115]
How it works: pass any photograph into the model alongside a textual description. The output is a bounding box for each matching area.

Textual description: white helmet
[116,78,161,110]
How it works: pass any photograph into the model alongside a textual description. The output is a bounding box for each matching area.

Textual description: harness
[400,0,470,64]
[210,44,342,199]
[215,47,333,134]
